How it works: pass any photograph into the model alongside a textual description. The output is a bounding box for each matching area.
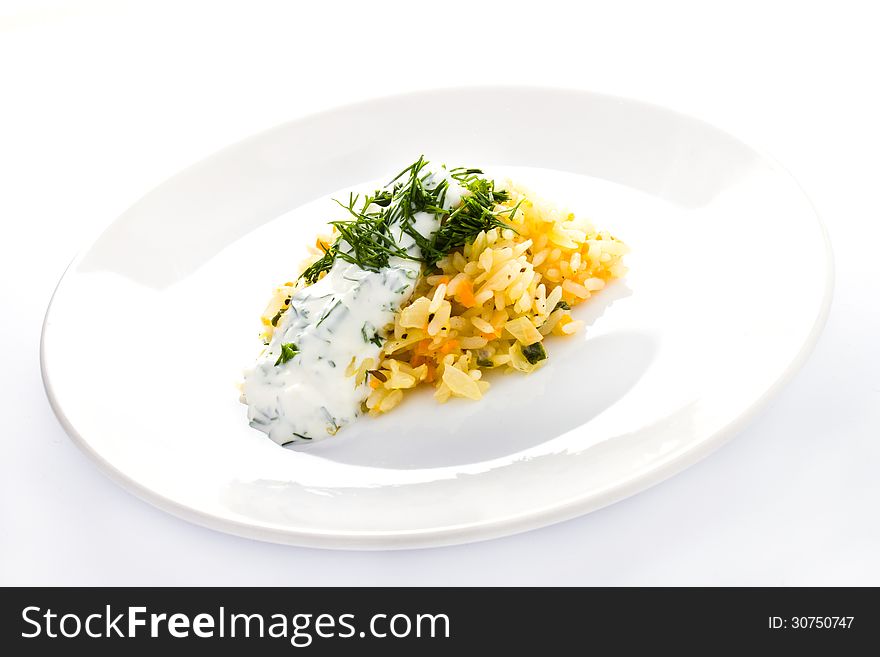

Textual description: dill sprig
[423,171,521,266]
[298,156,517,282]
[330,192,417,271]
[299,191,413,284]
[274,343,299,366]
[300,245,338,285]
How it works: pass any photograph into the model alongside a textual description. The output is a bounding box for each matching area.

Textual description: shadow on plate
[306,284,656,469]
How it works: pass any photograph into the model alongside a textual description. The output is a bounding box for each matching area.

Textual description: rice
[261,181,628,416]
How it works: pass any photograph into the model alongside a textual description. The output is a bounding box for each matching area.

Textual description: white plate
[41,87,832,549]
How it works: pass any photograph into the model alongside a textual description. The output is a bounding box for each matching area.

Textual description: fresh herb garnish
[300,246,337,285]
[521,342,547,365]
[554,300,571,312]
[360,322,385,348]
[423,173,521,265]
[315,300,341,327]
[298,156,518,282]
[270,308,286,327]
[275,343,300,366]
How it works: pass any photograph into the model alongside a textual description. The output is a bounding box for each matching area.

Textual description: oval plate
[41,87,832,549]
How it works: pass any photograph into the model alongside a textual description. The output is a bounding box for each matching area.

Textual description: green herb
[275,343,299,366]
[270,308,286,327]
[297,156,518,281]
[330,194,417,271]
[554,300,571,312]
[300,246,337,285]
[476,356,494,368]
[423,174,521,266]
[521,342,547,365]
[315,300,341,327]
[360,322,385,347]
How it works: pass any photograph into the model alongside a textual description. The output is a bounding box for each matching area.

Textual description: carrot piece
[439,339,460,355]
[457,279,476,308]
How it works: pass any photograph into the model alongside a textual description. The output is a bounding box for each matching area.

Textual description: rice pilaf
[259,181,628,416]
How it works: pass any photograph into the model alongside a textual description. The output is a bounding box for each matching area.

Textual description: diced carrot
[410,354,425,367]
[425,362,436,383]
[439,275,450,285]
[414,339,432,356]
[457,279,476,308]
[439,339,460,355]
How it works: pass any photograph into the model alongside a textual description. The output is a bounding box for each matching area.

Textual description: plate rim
[40,85,835,550]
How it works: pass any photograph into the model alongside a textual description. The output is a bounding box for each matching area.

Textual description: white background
[1,0,878,585]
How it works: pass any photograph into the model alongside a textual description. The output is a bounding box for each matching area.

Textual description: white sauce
[242,169,464,445]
